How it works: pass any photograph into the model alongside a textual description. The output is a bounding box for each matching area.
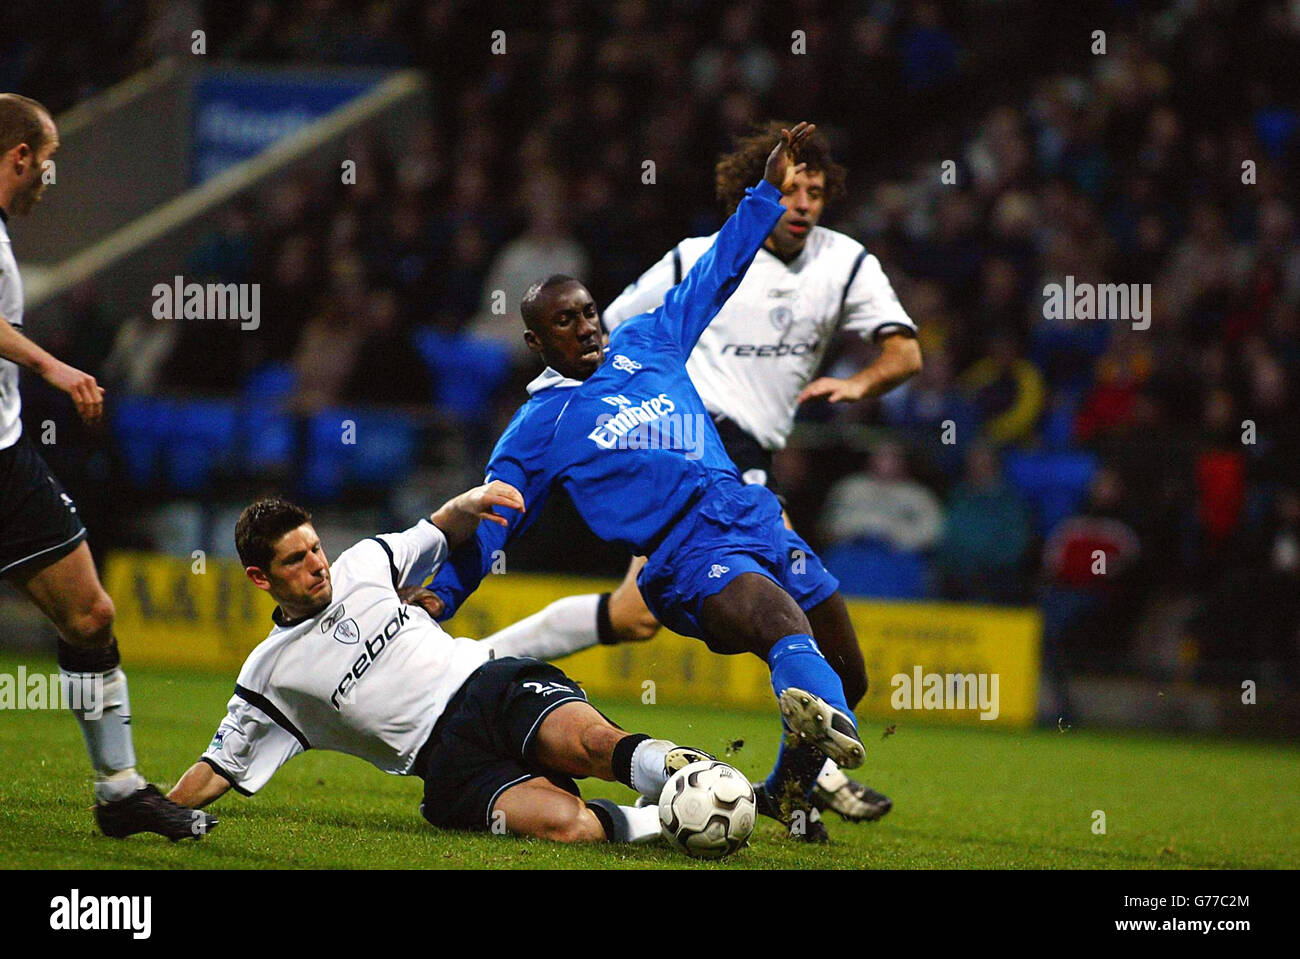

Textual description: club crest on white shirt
[333,619,361,645]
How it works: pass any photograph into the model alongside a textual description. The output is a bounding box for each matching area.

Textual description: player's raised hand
[398,585,446,619]
[763,122,815,193]
[431,479,527,550]
[42,360,106,424]
[462,480,526,527]
[798,375,868,405]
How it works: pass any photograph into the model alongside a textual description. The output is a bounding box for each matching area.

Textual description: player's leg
[480,593,605,660]
[806,592,867,706]
[770,530,892,826]
[479,556,660,661]
[490,777,610,842]
[801,591,892,820]
[10,542,215,838]
[513,698,690,843]
[606,556,662,642]
[527,698,705,790]
[698,571,863,769]
[12,542,140,798]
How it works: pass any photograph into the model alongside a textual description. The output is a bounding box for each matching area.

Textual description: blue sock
[766,634,854,720]
[764,634,856,797]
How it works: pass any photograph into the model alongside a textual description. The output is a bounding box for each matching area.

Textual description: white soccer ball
[658,760,756,859]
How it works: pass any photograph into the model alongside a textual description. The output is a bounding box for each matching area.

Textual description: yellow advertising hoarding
[104,553,1040,726]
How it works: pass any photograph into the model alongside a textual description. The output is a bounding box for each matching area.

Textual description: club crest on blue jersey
[332,618,361,645]
[611,354,642,373]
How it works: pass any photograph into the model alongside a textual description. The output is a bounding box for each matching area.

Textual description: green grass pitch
[2,652,1297,869]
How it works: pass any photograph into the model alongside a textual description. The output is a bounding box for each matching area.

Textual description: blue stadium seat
[823,540,929,599]
[243,362,297,402]
[241,363,298,472]
[300,408,418,501]
[1002,449,1098,536]
[414,330,512,423]
[166,399,240,492]
[112,395,172,488]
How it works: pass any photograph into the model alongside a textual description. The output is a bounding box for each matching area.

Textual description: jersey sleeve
[199,692,304,796]
[840,251,917,341]
[602,246,680,333]
[369,519,450,589]
[645,180,785,356]
[428,412,551,619]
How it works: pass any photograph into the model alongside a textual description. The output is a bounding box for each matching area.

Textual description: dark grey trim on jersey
[672,246,682,285]
[369,536,401,588]
[873,322,918,340]
[838,248,869,316]
[233,683,312,752]
[200,756,253,797]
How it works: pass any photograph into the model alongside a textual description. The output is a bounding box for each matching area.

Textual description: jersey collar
[271,605,314,629]
[526,366,585,395]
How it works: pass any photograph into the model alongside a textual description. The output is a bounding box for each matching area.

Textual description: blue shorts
[637,477,840,651]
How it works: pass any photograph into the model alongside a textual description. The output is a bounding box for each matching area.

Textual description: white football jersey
[0,214,24,450]
[602,226,915,451]
[200,520,491,795]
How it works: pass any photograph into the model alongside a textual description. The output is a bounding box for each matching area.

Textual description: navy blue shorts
[417,657,588,832]
[637,476,840,651]
[0,434,87,580]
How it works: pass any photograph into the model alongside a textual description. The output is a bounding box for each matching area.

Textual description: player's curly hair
[235,498,313,570]
[714,120,846,216]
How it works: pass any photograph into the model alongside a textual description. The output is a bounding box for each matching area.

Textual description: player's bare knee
[66,591,115,646]
[537,804,603,843]
[612,607,660,643]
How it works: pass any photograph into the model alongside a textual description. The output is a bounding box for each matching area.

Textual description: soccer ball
[658,760,756,859]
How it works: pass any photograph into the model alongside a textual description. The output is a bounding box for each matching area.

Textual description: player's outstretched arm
[798,331,923,405]
[0,317,105,423]
[429,480,525,552]
[654,122,815,354]
[168,762,232,809]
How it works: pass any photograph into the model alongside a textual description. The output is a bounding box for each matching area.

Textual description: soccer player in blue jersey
[430,124,870,831]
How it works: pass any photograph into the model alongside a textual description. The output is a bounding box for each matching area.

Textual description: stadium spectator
[468,173,590,362]
[1039,465,1145,716]
[936,442,1032,604]
[820,440,943,598]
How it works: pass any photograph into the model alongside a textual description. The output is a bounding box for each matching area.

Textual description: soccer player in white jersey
[0,93,217,840]
[469,122,923,839]
[166,483,717,847]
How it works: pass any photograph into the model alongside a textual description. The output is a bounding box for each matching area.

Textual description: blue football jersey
[431,179,785,617]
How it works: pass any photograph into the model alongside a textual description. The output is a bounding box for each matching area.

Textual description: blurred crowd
[4,0,1300,685]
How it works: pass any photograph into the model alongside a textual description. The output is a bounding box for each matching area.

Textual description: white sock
[482,593,601,661]
[588,799,663,843]
[816,757,848,793]
[630,738,673,801]
[62,667,147,803]
[95,768,147,804]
